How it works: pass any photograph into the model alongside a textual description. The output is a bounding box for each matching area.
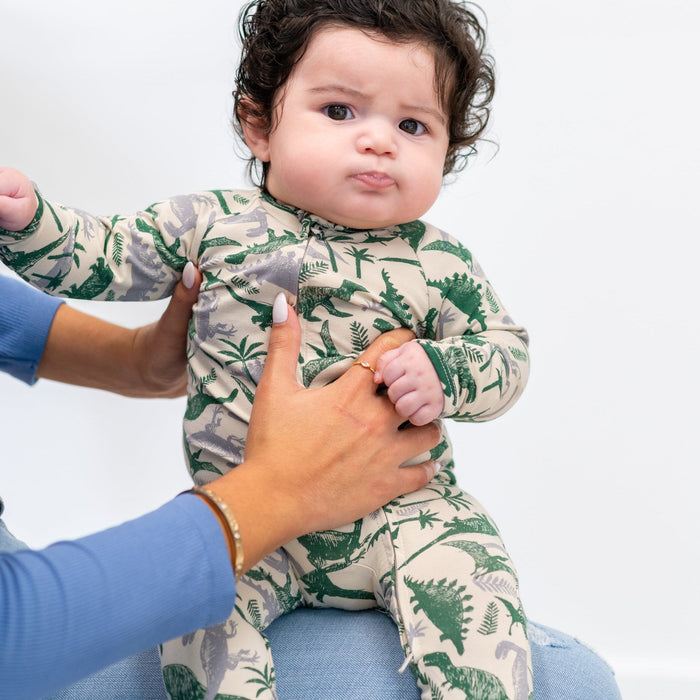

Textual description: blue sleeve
[0,494,237,700]
[0,274,64,384]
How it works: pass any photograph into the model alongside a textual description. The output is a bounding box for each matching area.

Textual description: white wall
[2,2,698,697]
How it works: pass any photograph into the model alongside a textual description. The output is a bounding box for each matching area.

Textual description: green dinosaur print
[422,652,508,700]
[61,257,114,299]
[495,596,528,637]
[0,228,70,276]
[509,345,529,363]
[443,540,517,581]
[223,229,298,266]
[427,272,488,332]
[400,513,500,569]
[136,216,188,270]
[379,269,414,327]
[184,381,238,422]
[213,188,242,214]
[225,287,273,331]
[444,345,478,403]
[397,219,427,251]
[404,575,473,655]
[303,320,346,386]
[373,317,397,333]
[421,239,473,268]
[198,235,243,259]
[184,438,224,478]
[297,279,368,322]
[162,663,246,700]
[300,567,376,604]
[296,520,365,568]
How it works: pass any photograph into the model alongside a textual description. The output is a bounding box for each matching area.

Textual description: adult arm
[36,262,200,397]
[0,266,200,397]
[0,300,439,699]
[0,274,63,384]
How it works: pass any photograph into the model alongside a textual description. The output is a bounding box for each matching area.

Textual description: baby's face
[248,25,450,229]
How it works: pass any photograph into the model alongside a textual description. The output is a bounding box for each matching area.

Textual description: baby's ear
[238,98,271,162]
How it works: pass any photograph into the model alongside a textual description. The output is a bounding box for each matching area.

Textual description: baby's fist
[0,167,38,232]
[374,341,444,426]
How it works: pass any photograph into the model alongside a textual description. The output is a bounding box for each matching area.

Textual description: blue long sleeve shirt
[0,275,236,699]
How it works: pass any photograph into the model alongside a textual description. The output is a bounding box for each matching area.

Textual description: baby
[0,1,532,698]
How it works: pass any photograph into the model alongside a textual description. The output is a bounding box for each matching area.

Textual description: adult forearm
[36,265,200,397]
[36,304,145,394]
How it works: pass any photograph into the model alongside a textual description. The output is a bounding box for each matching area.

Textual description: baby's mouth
[352,171,396,189]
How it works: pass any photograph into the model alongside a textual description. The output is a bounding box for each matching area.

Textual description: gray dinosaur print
[1,187,532,698]
[198,621,259,700]
[496,640,531,700]
[162,621,258,700]
[242,565,299,627]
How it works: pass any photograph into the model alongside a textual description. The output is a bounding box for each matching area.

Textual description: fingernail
[272,292,288,324]
[183,261,195,289]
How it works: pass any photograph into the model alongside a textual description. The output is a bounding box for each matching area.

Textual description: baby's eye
[399,118,427,136]
[324,104,353,120]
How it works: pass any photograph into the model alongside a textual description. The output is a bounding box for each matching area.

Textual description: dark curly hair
[233,0,495,184]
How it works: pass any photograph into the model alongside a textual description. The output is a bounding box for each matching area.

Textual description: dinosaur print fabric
[0,188,532,698]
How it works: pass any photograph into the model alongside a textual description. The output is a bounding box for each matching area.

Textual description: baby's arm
[413,228,530,424]
[374,342,445,426]
[0,167,197,302]
[0,168,38,232]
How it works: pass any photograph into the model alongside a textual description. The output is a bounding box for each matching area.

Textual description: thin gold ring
[353,360,376,374]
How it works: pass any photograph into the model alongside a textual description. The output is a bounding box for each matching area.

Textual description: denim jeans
[0,515,620,699]
[41,609,621,699]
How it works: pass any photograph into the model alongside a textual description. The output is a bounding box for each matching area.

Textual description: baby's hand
[374,341,444,426]
[0,167,38,232]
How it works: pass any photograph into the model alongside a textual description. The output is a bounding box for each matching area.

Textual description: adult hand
[206,296,441,573]
[131,261,202,397]
[38,262,202,397]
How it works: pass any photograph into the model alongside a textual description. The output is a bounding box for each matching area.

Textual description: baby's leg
[160,549,301,700]
[385,484,532,700]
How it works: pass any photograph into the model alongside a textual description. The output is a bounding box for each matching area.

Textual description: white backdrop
[2,2,698,697]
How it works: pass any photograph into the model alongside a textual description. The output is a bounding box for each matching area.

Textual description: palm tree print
[344,245,376,278]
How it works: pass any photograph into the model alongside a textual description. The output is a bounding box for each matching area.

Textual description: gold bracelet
[189,485,244,578]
